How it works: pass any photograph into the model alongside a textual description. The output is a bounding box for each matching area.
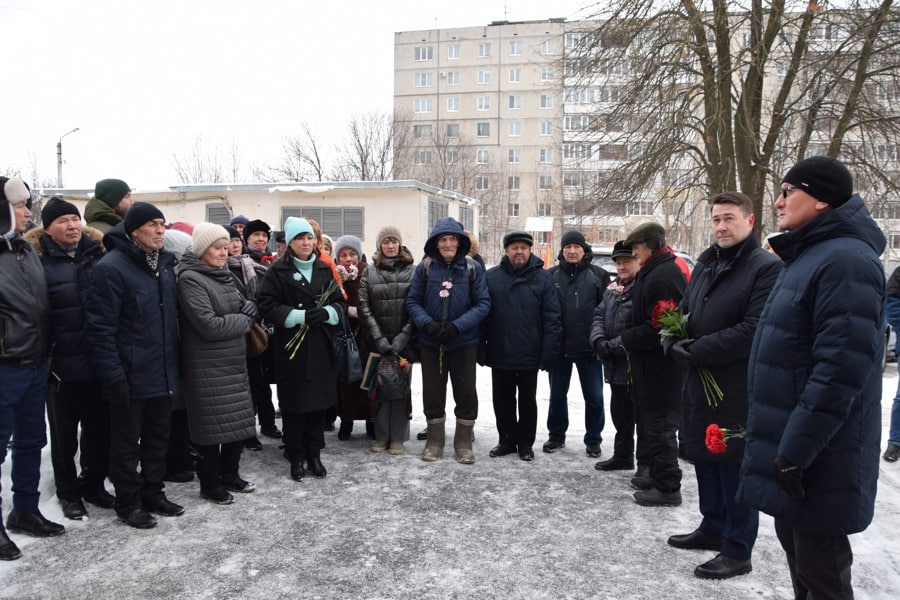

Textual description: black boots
[0,524,21,561]
[6,511,66,537]
[307,457,327,478]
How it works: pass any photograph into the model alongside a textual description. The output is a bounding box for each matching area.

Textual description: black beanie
[94,178,131,208]
[503,230,533,248]
[782,156,853,208]
[41,197,81,228]
[243,219,270,243]
[560,230,587,250]
[224,225,242,240]
[124,202,165,234]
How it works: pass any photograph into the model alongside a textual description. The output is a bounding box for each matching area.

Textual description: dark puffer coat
[737,195,885,535]
[549,248,609,357]
[257,254,345,414]
[679,235,781,462]
[359,248,417,358]
[589,278,635,385]
[177,251,256,445]
[83,197,122,234]
[84,223,179,399]
[0,234,49,365]
[620,251,687,410]
[483,254,561,370]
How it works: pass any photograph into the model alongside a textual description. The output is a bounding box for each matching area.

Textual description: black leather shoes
[489,444,517,457]
[60,498,88,520]
[200,488,234,505]
[416,427,428,441]
[595,456,634,471]
[119,508,157,529]
[243,437,263,451]
[542,439,565,453]
[694,553,752,579]
[6,511,66,537]
[585,442,602,458]
[337,421,353,441]
[82,487,116,509]
[668,529,723,551]
[143,496,185,517]
[630,465,653,490]
[0,526,22,561]
[884,443,900,462]
[633,488,682,507]
[261,426,283,439]
[290,461,305,482]
[222,477,256,493]
[518,448,535,462]
[307,457,327,478]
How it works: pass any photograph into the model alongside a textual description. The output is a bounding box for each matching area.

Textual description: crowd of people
[0,156,894,598]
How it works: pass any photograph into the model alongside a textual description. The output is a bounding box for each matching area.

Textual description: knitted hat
[1,176,31,236]
[229,214,249,227]
[377,225,402,247]
[782,156,853,208]
[224,225,242,240]
[560,230,587,250]
[162,229,192,259]
[94,179,131,208]
[333,234,363,259]
[124,202,165,234]
[503,230,533,248]
[283,216,313,243]
[41,197,80,228]
[625,222,666,247]
[611,240,633,259]
[243,219,271,243]
[191,222,230,256]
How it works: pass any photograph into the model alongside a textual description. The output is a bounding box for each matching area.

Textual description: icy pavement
[2,364,899,599]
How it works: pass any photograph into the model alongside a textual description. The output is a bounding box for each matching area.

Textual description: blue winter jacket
[84,223,180,400]
[737,195,885,535]
[406,217,490,350]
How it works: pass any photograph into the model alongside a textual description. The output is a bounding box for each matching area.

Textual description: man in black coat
[85,202,182,529]
[26,198,114,521]
[620,222,687,507]
[483,231,561,461]
[663,192,781,579]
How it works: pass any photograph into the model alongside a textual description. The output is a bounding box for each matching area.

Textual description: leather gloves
[425,322,443,339]
[668,339,698,368]
[240,300,259,321]
[103,379,130,408]
[775,456,805,499]
[594,340,613,359]
[374,337,391,354]
[435,323,459,344]
[305,308,329,325]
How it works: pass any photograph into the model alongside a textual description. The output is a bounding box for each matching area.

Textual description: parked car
[591,245,695,276]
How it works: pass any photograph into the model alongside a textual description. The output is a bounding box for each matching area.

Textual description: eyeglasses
[780,186,799,198]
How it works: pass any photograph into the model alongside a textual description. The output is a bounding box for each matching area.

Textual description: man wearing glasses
[737,156,885,599]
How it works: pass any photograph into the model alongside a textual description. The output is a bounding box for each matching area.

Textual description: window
[565,115,591,131]
[446,123,459,137]
[446,97,460,112]
[414,72,433,87]
[477,95,491,110]
[538,202,552,216]
[540,120,552,136]
[508,94,522,109]
[598,87,621,103]
[448,44,460,59]
[564,172,582,187]
[446,175,459,191]
[541,66,554,82]
[445,148,459,164]
[509,67,522,83]
[457,205,474,231]
[476,122,490,137]
[540,94,554,109]
[508,203,519,217]
[281,206,364,238]
[539,175,553,189]
[564,32,583,48]
[477,69,491,84]
[413,98,433,113]
[475,176,490,191]
[539,148,553,163]
[565,87,593,104]
[509,41,522,56]
[508,176,520,190]
[596,144,627,160]
[414,150,433,165]
[537,231,551,244]
[508,120,521,136]
[205,202,231,225]
[415,46,433,61]
[626,200,654,216]
[428,197,449,229]
[446,71,460,85]
[540,39,555,55]
[476,149,490,164]
[478,42,491,57]
[564,143,592,159]
[413,124,432,138]
[508,148,521,163]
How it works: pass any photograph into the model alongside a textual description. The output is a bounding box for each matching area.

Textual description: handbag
[375,356,411,403]
[247,321,268,358]
[332,312,363,384]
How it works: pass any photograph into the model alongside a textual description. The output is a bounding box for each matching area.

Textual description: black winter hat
[224,225,242,240]
[243,219,270,243]
[41,197,80,228]
[503,230,533,248]
[611,240,633,259]
[94,178,131,208]
[124,201,165,234]
[625,222,666,247]
[560,230,587,250]
[782,155,853,208]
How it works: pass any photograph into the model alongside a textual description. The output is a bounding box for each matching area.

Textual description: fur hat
[503,230,533,248]
[243,219,271,243]
[94,179,131,208]
[283,217,313,243]
[611,240,634,259]
[377,225,403,247]
[191,222,230,257]
[333,235,363,259]
[625,222,666,247]
[782,155,854,208]
[1,176,31,236]
[124,202,165,234]
[41,197,80,228]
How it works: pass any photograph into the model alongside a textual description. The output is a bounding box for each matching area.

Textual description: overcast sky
[1,0,589,190]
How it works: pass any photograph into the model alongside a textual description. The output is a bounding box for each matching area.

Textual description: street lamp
[57,127,80,188]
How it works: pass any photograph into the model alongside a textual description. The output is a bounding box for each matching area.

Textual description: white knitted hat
[191,222,229,256]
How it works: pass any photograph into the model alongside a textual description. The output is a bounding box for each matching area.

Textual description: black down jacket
[589,278,635,386]
[358,248,417,358]
[0,234,49,365]
[549,250,609,358]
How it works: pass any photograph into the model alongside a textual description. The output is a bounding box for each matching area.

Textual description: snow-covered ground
[2,363,899,599]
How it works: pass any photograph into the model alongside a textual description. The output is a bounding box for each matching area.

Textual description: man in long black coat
[663,192,781,579]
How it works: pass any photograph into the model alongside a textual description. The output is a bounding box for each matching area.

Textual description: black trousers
[196,441,243,492]
[109,396,171,515]
[46,379,110,500]
[165,408,193,474]
[249,373,276,432]
[491,368,538,450]
[608,383,636,461]
[282,410,326,462]
[420,345,478,421]
[774,519,854,600]
[641,404,682,492]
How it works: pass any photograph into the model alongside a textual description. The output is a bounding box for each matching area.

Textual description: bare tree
[566,0,899,251]
[172,135,246,184]
[268,122,328,182]
[331,110,397,181]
